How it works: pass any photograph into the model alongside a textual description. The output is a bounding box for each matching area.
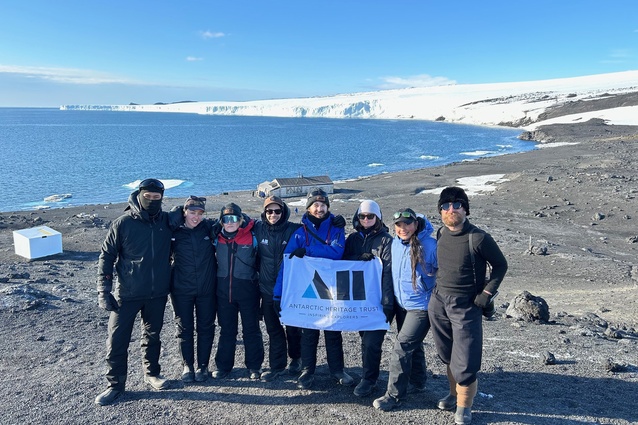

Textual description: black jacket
[97,190,181,301]
[253,203,301,298]
[170,219,218,297]
[343,214,394,312]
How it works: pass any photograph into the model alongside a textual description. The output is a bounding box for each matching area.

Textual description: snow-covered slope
[60,70,638,128]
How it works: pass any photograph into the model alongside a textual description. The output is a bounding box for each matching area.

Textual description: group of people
[95,178,507,425]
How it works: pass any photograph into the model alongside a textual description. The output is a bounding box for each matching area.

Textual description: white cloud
[375,74,456,90]
[200,30,225,39]
[186,56,204,62]
[0,64,133,85]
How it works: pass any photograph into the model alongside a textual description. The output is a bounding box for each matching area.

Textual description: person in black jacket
[170,196,218,383]
[253,196,302,381]
[95,178,181,406]
[343,200,394,397]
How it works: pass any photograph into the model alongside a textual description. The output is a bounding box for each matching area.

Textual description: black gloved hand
[359,253,375,261]
[416,216,426,233]
[332,214,346,228]
[289,248,306,259]
[98,291,119,312]
[274,300,282,317]
[211,221,222,236]
[473,291,493,309]
[383,308,394,323]
[482,301,496,319]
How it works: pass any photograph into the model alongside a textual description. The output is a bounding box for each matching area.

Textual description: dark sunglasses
[440,201,464,211]
[358,213,376,220]
[393,211,416,220]
[221,215,240,224]
[265,209,282,215]
[188,195,206,203]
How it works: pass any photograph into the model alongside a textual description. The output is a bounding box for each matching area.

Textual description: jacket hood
[260,201,292,228]
[124,189,156,221]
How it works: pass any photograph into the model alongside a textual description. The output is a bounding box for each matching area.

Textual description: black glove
[482,301,496,319]
[98,291,119,312]
[211,220,222,236]
[416,216,426,233]
[274,300,282,317]
[289,248,306,259]
[359,253,375,261]
[332,214,346,228]
[474,290,495,308]
[383,307,394,323]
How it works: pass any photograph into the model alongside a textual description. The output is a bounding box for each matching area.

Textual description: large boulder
[506,291,550,322]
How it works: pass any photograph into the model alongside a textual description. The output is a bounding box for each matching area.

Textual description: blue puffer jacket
[273,212,345,300]
[392,217,438,310]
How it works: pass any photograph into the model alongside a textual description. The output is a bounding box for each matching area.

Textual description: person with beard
[373,208,437,411]
[273,187,351,390]
[212,203,264,380]
[169,196,218,383]
[342,200,394,397]
[429,187,507,425]
[253,195,303,382]
[95,178,182,406]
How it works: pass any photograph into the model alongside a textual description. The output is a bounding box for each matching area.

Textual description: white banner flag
[280,256,389,331]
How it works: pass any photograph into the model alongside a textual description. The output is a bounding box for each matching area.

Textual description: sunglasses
[393,211,416,220]
[221,215,240,224]
[265,209,282,215]
[188,195,206,203]
[440,201,463,211]
[358,213,376,220]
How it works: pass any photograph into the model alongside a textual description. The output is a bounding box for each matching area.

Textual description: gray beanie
[358,200,382,220]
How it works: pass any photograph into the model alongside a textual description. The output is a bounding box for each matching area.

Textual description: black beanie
[306,188,330,209]
[438,186,470,215]
[220,202,242,219]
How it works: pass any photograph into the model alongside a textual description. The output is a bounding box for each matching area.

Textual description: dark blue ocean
[0,108,535,212]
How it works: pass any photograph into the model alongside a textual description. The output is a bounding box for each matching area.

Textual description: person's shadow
[472,370,637,424]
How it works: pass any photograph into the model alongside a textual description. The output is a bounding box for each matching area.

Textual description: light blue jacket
[391,218,437,310]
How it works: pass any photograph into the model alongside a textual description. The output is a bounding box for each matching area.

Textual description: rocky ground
[0,118,637,425]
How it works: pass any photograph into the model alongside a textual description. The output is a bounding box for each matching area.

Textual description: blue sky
[1,0,636,107]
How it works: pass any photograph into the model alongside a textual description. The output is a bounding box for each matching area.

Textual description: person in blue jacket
[273,188,352,390]
[373,207,438,411]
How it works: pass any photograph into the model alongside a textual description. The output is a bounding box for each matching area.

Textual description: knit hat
[263,195,284,210]
[184,196,205,211]
[438,186,470,215]
[220,202,242,219]
[306,188,330,209]
[358,200,382,220]
[392,207,417,224]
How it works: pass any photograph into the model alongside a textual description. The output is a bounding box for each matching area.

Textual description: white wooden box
[13,226,63,259]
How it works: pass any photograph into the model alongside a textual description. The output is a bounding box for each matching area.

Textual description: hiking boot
[194,366,209,382]
[260,368,287,382]
[454,406,472,424]
[373,394,400,411]
[212,369,230,379]
[353,379,376,397]
[181,365,195,383]
[249,369,262,380]
[144,374,169,390]
[297,371,314,390]
[331,371,354,386]
[94,388,122,406]
[287,358,302,374]
[407,382,426,394]
[438,393,457,410]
